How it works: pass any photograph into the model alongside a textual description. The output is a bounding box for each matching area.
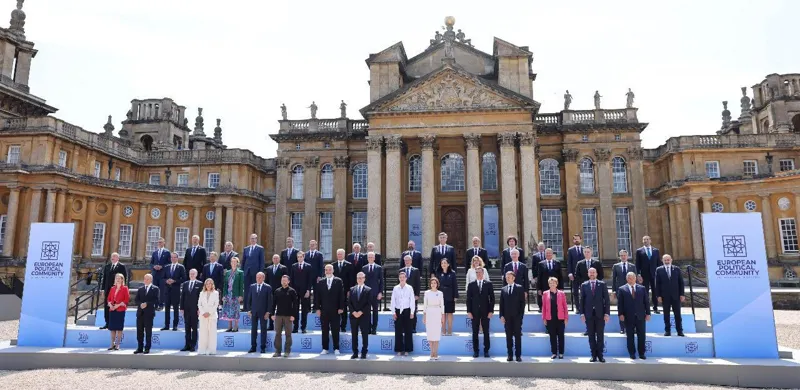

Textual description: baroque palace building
[0,9,798,284]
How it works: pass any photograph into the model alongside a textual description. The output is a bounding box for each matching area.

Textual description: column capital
[497,132,517,147]
[626,146,644,160]
[518,132,536,147]
[757,192,772,199]
[304,156,320,168]
[561,148,579,162]
[366,135,383,151]
[463,133,481,150]
[275,157,291,169]
[166,203,177,209]
[112,199,121,205]
[193,205,201,210]
[86,196,97,202]
[140,203,150,208]
[419,134,437,150]
[333,155,350,169]
[593,148,611,162]
[385,134,403,151]
[6,184,22,191]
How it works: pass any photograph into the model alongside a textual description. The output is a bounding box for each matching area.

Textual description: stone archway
[140,135,154,151]
[792,114,800,132]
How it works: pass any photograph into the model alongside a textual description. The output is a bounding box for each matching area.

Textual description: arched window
[441,154,465,192]
[481,152,497,191]
[408,155,421,192]
[352,163,368,199]
[320,163,334,199]
[291,165,304,199]
[539,158,560,196]
[612,156,628,193]
[579,157,595,194]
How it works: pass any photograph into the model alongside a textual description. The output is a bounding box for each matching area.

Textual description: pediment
[405,42,494,77]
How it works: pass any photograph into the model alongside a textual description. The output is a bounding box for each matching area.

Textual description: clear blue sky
[21,0,797,157]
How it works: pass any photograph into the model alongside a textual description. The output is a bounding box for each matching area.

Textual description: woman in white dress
[197,278,220,355]
[423,277,445,360]
[465,256,490,295]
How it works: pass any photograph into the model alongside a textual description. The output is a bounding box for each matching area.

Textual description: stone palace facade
[0,9,798,283]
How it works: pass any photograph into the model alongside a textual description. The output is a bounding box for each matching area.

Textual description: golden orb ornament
[444,16,455,27]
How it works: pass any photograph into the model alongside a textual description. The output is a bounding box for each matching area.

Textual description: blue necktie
[647,247,651,258]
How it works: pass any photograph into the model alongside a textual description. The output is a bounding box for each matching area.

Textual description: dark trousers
[293,296,311,332]
[547,319,565,355]
[394,308,413,353]
[644,277,658,311]
[662,296,683,333]
[471,313,491,353]
[625,316,646,356]
[321,310,340,351]
[350,313,370,354]
[536,294,543,312]
[250,312,268,349]
[504,316,522,358]
[339,298,349,331]
[163,289,180,328]
[136,312,154,350]
[243,273,256,311]
[412,299,418,332]
[587,315,605,357]
[103,289,111,325]
[370,295,380,331]
[184,312,198,348]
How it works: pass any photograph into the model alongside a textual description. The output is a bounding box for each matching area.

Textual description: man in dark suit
[636,235,662,313]
[502,249,529,302]
[578,268,610,362]
[365,242,382,266]
[306,240,325,283]
[402,240,423,271]
[333,248,355,332]
[179,268,203,351]
[430,232,456,276]
[466,236,489,269]
[536,249,563,298]
[654,254,685,336]
[566,234,584,307]
[100,252,127,330]
[242,233,265,311]
[134,274,160,354]
[161,252,186,331]
[347,243,367,275]
[246,272,273,353]
[280,237,298,268]
[499,271,525,362]
[363,252,384,334]
[348,272,373,359]
[183,235,207,276]
[617,272,651,359]
[290,251,314,333]
[315,264,345,354]
[530,242,546,312]
[611,250,637,334]
[501,236,525,269]
[220,241,238,270]
[400,254,421,332]
[202,251,224,294]
[150,238,170,310]
[466,267,495,358]
[266,253,289,330]
[575,247,604,334]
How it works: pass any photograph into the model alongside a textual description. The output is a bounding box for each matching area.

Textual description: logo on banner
[670,317,676,329]
[464,340,473,353]
[152,334,161,346]
[265,337,273,350]
[685,342,699,354]
[602,341,607,354]
[314,316,322,327]
[722,235,747,257]
[465,317,472,328]
[243,314,251,327]
[388,319,395,330]
[31,241,66,278]
[301,337,313,350]
[341,338,352,350]
[78,332,89,344]
[715,235,759,278]
[178,314,185,326]
[381,338,393,351]
[223,336,235,348]
[644,341,652,353]
[422,339,430,352]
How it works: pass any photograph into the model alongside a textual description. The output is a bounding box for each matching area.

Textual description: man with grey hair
[183,234,207,275]
[612,249,637,334]
[221,241,238,270]
[334,248,355,332]
[134,274,159,354]
[617,271,650,359]
[100,252,126,330]
[363,251,384,334]
[247,271,272,353]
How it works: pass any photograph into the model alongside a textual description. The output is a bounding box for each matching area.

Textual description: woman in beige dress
[197,278,220,355]
[423,277,445,360]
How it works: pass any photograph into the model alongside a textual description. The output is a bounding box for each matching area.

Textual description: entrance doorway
[441,206,466,267]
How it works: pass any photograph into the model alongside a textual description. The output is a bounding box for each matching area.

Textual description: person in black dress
[436,259,458,336]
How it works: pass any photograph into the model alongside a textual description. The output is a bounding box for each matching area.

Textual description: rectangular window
[615,207,632,255]
[290,212,303,249]
[779,218,799,253]
[705,161,720,179]
[0,214,6,252]
[320,170,334,199]
[6,145,20,163]
[177,173,189,187]
[94,161,102,178]
[208,173,220,188]
[174,227,190,257]
[118,224,133,257]
[92,222,106,256]
[351,211,367,247]
[780,159,795,172]
[319,212,333,261]
[743,160,758,176]
[58,150,68,167]
[581,208,600,255]
[149,174,161,185]
[203,228,215,256]
[114,167,121,181]
[541,209,564,259]
[146,226,161,254]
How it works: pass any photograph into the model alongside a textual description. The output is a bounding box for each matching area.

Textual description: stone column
[192,206,201,237]
[562,149,581,238]
[795,193,800,226]
[660,204,671,255]
[333,156,349,252]
[729,197,738,212]
[136,203,149,261]
[385,135,403,259]
[464,134,482,242]
[366,135,383,253]
[110,200,121,253]
[255,212,263,243]
[165,204,175,249]
[702,196,712,214]
[667,200,679,258]
[82,196,96,259]
[1,186,20,257]
[628,147,647,242]
[273,158,290,253]
[303,156,320,247]
[595,148,615,260]
[519,132,538,249]
[689,196,703,261]
[498,132,519,241]
[44,188,57,222]
[247,209,255,238]
[23,189,42,257]
[225,206,234,247]
[420,135,437,254]
[55,190,66,223]
[761,194,777,258]
[214,205,223,251]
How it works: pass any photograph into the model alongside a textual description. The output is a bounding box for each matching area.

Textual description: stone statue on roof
[626,88,635,108]
[308,101,317,119]
[564,90,572,111]
[280,103,287,120]
[594,91,602,110]
[340,100,347,118]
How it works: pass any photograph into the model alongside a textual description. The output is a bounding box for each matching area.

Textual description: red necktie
[591,282,596,294]
[513,262,518,274]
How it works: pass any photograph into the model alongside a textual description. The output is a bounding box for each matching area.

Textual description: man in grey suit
[242,233,266,311]
[611,249,637,334]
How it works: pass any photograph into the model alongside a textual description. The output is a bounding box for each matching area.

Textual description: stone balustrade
[645,133,800,160]
[534,108,638,126]
[278,117,368,133]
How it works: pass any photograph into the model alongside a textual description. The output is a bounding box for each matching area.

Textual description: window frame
[118,224,133,257]
[208,172,220,188]
[743,160,758,176]
[440,153,466,192]
[320,163,334,199]
[579,157,596,194]
[705,161,720,179]
[352,163,368,200]
[91,222,106,257]
[480,152,498,191]
[148,173,161,185]
[779,218,799,254]
[174,227,190,258]
[177,173,190,187]
[539,158,561,196]
[291,164,305,199]
[6,145,20,164]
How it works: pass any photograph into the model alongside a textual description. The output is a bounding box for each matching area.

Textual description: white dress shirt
[390,283,415,311]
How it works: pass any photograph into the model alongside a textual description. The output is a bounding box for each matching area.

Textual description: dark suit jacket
[162,263,187,299]
[266,263,289,291]
[503,261,530,291]
[219,251,238,270]
[135,284,160,317]
[280,248,298,268]
[654,265,684,300]
[348,285,374,316]
[371,253,383,266]
[436,270,459,301]
[247,283,273,316]
[242,245,265,279]
[575,258,605,285]
[566,246,584,277]
[314,277,345,312]
[150,248,171,282]
[537,259,564,291]
[430,245,456,275]
[102,262,127,292]
[289,262,314,296]
[401,250,423,271]
[466,247,489,268]
[531,251,547,278]
[499,283,525,319]
[183,246,207,275]
[362,263,383,297]
[466,280,495,316]
[347,252,367,275]
[399,266,421,296]
[202,262,224,291]
[333,260,355,291]
[636,246,662,281]
[611,262,637,292]
[617,283,650,320]
[305,250,325,280]
[179,279,203,313]
[501,247,526,270]
[578,280,610,318]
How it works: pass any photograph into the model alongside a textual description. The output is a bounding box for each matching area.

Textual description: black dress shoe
[99,326,108,330]
[677,332,685,337]
[653,309,661,314]
[351,353,358,359]
[664,332,671,336]
[370,331,377,335]
[507,356,513,362]
[180,347,190,352]
[143,350,150,354]
[160,327,169,331]
[630,355,636,360]
[302,329,307,334]
[620,330,626,334]
[590,356,598,362]
[189,348,196,352]
[473,352,479,358]
[640,355,647,360]
[552,354,558,359]
[558,354,564,359]
[133,349,143,354]
[515,357,522,362]
[598,356,606,363]
[225,329,232,333]
[360,353,367,359]
[268,327,274,331]
[248,348,257,353]
[484,352,490,358]
[260,349,266,354]
[172,327,178,331]
[582,332,588,336]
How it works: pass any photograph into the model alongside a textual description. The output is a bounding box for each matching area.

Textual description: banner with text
[408,207,422,251]
[17,223,75,347]
[483,205,499,258]
[701,212,778,358]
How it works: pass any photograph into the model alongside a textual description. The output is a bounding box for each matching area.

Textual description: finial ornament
[194,108,205,136]
[721,101,731,129]
[213,119,222,143]
[9,0,25,36]
[103,115,114,136]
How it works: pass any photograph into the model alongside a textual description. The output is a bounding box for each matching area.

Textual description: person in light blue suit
[150,237,171,309]
[242,233,265,311]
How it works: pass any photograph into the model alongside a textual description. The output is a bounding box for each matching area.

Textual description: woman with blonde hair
[198,278,220,355]
[465,255,490,294]
[106,273,128,350]
[423,277,445,360]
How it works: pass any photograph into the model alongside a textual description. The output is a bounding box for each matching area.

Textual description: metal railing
[68,266,104,323]
[0,273,23,298]
[685,265,709,316]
